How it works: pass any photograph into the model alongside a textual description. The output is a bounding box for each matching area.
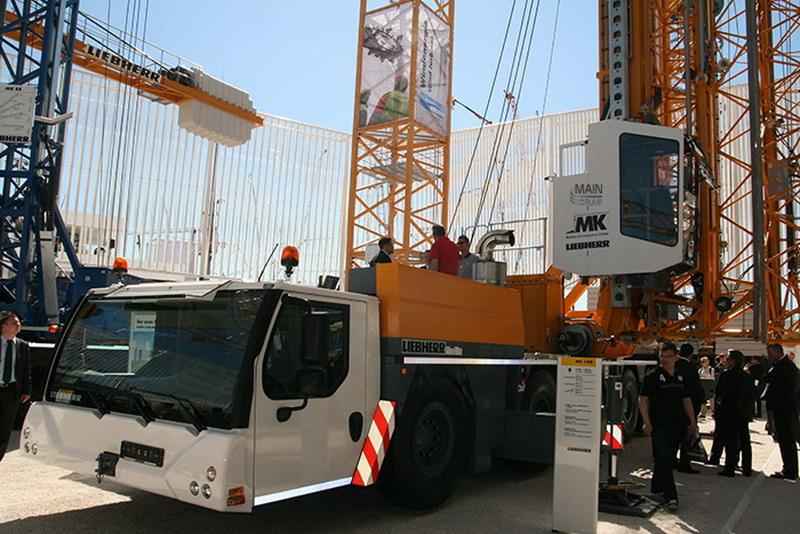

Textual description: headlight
[23,442,30,453]
[201,484,212,499]
[189,481,200,496]
[31,444,38,455]
[206,466,217,482]
[22,427,31,439]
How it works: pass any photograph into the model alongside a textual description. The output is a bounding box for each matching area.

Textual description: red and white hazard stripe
[602,423,624,450]
[352,400,397,486]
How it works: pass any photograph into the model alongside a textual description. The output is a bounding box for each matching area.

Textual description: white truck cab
[22,280,380,512]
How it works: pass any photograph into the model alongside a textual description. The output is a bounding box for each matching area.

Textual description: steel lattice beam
[345,0,454,272]
[0,0,80,326]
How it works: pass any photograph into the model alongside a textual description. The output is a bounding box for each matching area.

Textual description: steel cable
[448,0,519,233]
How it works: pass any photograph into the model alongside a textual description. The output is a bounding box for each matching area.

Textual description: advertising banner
[359,4,413,128]
[415,6,450,136]
[0,84,36,144]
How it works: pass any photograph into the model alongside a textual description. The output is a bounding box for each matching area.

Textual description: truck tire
[514,370,556,472]
[621,370,639,440]
[525,370,556,415]
[378,380,467,510]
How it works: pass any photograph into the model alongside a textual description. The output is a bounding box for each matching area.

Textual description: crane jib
[85,44,161,84]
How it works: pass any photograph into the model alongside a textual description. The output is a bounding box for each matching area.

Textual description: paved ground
[1,418,798,533]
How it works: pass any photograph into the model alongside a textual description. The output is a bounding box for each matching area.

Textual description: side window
[263,299,349,400]
[619,133,680,246]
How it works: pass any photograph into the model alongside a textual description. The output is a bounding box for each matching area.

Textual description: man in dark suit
[763,343,799,480]
[707,351,731,465]
[369,237,394,267]
[715,350,754,477]
[0,312,32,462]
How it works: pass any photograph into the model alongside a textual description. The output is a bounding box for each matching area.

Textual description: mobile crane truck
[19,0,797,515]
[20,119,677,512]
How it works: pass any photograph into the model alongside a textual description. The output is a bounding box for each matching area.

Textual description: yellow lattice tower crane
[345,0,454,270]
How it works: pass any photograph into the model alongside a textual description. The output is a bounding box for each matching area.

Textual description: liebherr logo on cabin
[567,213,608,235]
[570,183,603,206]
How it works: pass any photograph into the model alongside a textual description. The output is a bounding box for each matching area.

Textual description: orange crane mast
[345,0,799,349]
[344,0,454,269]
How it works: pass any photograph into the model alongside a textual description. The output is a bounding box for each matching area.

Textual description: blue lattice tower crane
[0,0,115,338]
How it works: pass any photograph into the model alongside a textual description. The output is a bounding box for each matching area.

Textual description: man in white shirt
[0,313,32,462]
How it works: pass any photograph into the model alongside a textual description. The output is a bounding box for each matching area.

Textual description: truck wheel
[515,370,556,472]
[378,380,467,510]
[621,370,639,440]
[526,370,556,415]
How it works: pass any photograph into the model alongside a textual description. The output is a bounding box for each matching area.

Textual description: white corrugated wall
[58,69,351,285]
[57,68,770,287]
[449,109,596,274]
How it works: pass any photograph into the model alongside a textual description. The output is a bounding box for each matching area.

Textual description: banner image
[359,4,413,128]
[415,6,450,136]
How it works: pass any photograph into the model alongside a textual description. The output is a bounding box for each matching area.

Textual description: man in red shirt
[429,225,460,276]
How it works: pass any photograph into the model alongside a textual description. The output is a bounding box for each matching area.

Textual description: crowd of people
[640,341,800,512]
[369,225,478,278]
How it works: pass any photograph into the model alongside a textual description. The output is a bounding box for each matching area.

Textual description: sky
[80,0,600,132]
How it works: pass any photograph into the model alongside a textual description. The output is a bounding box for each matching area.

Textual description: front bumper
[21,402,254,512]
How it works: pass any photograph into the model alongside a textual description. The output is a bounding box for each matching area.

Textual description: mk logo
[569,213,608,234]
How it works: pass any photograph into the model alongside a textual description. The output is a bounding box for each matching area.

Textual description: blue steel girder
[0,0,80,327]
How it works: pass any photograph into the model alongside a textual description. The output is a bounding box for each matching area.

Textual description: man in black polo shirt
[640,342,698,512]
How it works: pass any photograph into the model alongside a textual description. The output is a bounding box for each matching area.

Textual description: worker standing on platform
[369,237,394,267]
[457,235,478,279]
[428,225,460,276]
[639,341,698,512]
[763,343,799,480]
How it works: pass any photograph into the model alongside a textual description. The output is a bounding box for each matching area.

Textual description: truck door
[253,294,367,504]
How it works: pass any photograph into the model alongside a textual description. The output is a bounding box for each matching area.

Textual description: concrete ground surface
[1,418,798,533]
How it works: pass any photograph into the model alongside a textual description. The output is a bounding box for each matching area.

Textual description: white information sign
[129,311,156,372]
[0,84,36,144]
[552,356,602,534]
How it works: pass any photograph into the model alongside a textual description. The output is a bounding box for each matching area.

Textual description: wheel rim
[623,386,634,421]
[528,382,555,414]
[413,401,455,477]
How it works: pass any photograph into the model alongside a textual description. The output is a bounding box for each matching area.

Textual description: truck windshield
[47,289,266,430]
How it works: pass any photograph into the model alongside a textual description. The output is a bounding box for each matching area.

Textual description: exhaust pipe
[476,230,515,260]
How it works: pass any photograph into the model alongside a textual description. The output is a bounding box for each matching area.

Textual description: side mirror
[302,312,330,369]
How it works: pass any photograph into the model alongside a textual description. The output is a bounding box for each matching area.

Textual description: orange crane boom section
[4,10,263,127]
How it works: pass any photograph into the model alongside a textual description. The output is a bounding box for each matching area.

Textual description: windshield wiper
[128,387,207,433]
[83,388,109,416]
[72,378,156,425]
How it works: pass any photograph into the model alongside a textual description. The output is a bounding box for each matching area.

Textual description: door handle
[349,412,364,442]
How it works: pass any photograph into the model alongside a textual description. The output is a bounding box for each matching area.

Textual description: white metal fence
[57,68,766,285]
[448,109,597,274]
[59,70,351,285]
